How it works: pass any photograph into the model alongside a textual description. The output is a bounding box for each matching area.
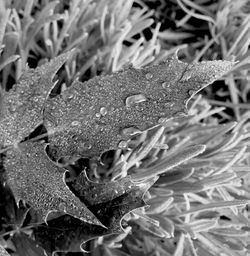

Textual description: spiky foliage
[0,1,250,256]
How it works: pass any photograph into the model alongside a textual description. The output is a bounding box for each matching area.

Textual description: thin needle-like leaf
[131,145,206,180]
[177,200,250,217]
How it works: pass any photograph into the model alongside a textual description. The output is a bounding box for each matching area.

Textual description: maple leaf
[32,173,155,254]
[0,245,10,256]
[0,50,74,148]
[0,51,235,255]
[43,54,234,161]
[2,146,155,254]
[3,141,104,226]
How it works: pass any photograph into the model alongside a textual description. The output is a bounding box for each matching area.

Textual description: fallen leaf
[44,54,234,161]
[0,51,235,255]
[0,245,10,256]
[0,50,74,147]
[33,175,155,254]
[3,141,103,226]
[68,170,148,206]
[3,140,156,255]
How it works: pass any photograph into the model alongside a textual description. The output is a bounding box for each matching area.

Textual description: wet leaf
[3,141,103,226]
[0,50,236,255]
[68,170,153,207]
[44,55,234,160]
[0,50,74,147]
[0,245,10,256]
[33,177,155,254]
[3,140,155,254]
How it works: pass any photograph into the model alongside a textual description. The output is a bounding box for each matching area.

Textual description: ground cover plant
[1,0,250,256]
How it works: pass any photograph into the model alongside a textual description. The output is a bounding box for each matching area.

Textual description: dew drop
[118,140,128,149]
[79,142,92,150]
[95,112,101,118]
[188,90,196,96]
[122,127,142,136]
[125,94,147,107]
[71,121,80,126]
[162,82,170,89]
[67,94,74,100]
[100,107,107,116]
[58,202,66,212]
[145,72,153,80]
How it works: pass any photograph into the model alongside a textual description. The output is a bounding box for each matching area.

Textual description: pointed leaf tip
[4,142,103,227]
[44,56,230,161]
[184,59,234,103]
[35,49,76,82]
[32,172,153,254]
[0,245,11,256]
[0,50,75,147]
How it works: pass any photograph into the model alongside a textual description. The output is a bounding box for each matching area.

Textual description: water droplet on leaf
[67,94,74,100]
[71,121,80,126]
[118,140,128,149]
[100,107,107,116]
[58,202,66,212]
[188,90,195,96]
[122,127,142,136]
[125,94,147,107]
[79,142,92,150]
[145,73,153,80]
[162,82,170,89]
[95,112,101,118]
